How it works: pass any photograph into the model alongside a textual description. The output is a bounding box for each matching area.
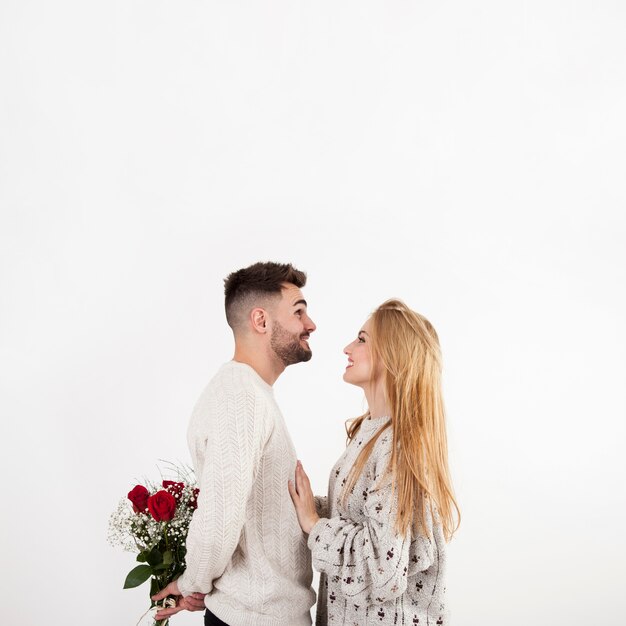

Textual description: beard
[270,320,312,366]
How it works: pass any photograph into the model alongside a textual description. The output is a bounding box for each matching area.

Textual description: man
[153,261,317,626]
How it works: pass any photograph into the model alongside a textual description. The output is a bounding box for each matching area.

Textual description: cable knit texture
[309,415,449,625]
[176,361,315,626]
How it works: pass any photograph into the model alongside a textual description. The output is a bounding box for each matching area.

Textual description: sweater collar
[226,360,274,393]
[360,414,391,432]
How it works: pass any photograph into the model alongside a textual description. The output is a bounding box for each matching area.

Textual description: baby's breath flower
[108,461,198,619]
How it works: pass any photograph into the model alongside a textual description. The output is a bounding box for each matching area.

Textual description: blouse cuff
[307,517,329,551]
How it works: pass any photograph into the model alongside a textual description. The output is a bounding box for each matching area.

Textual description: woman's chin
[342,370,359,386]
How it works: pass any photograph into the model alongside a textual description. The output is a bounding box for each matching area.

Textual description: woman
[288,299,460,625]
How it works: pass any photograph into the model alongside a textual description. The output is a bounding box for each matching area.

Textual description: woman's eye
[358,336,365,343]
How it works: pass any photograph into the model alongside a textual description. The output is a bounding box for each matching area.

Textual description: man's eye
[295,310,302,316]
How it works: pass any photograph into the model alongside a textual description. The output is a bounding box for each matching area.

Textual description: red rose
[190,487,200,510]
[127,485,150,513]
[147,490,177,521]
[162,480,185,498]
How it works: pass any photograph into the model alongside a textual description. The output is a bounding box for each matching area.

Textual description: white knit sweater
[309,415,449,626]
[176,361,315,626]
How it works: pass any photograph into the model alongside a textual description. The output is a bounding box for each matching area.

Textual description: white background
[1,1,625,625]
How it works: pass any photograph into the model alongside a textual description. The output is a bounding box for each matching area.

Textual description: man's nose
[306,316,317,332]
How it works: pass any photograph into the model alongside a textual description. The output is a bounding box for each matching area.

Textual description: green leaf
[136,550,149,563]
[152,562,170,572]
[162,550,174,566]
[123,564,152,589]
[146,546,163,567]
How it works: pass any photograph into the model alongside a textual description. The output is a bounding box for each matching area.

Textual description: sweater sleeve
[177,387,271,597]
[307,479,435,606]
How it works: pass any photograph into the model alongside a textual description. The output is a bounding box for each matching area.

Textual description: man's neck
[232,345,285,386]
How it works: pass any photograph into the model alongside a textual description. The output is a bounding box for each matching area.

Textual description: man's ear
[250,308,268,334]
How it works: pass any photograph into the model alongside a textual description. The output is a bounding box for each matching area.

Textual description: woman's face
[343,317,376,387]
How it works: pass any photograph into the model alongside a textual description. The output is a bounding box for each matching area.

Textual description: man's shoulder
[188,362,277,435]
[197,362,276,412]
[210,361,270,392]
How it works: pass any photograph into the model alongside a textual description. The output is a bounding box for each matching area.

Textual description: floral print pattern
[309,416,449,625]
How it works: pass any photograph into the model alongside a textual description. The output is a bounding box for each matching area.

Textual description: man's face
[269,283,316,366]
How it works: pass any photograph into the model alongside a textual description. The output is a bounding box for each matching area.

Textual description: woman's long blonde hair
[343,299,460,541]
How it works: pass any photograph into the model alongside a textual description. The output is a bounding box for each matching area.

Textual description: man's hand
[152,580,206,620]
[288,460,320,535]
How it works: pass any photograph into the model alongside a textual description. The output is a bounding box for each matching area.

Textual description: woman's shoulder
[359,424,394,483]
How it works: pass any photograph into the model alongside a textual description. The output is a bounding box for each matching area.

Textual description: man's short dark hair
[224,262,307,331]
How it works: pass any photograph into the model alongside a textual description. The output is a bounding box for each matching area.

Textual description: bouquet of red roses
[108,464,199,626]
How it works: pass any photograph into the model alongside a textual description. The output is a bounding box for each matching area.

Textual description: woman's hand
[151,580,206,620]
[288,460,320,535]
